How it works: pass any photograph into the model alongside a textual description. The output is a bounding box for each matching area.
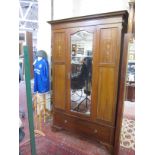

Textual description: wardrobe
[48,11,128,154]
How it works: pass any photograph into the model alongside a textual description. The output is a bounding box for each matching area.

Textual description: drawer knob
[64,120,68,123]
[94,129,98,133]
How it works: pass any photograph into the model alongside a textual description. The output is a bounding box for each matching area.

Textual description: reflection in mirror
[125,37,135,102]
[70,31,93,115]
[127,39,135,82]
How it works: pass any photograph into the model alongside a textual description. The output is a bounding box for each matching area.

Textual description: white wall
[53,0,73,19]
[37,0,129,61]
[37,0,129,60]
[37,0,52,64]
[53,0,129,20]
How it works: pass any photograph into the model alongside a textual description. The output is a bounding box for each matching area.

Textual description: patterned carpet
[119,119,135,155]
[120,118,135,150]
[119,101,135,155]
[20,134,110,155]
[19,82,135,155]
[20,135,89,155]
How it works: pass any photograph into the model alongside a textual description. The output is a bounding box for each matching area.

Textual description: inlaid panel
[54,65,66,109]
[99,28,118,64]
[97,67,116,125]
[53,32,66,62]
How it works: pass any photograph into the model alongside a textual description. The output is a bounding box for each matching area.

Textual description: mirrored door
[70,31,93,115]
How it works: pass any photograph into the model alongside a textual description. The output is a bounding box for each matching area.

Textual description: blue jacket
[33,58,50,93]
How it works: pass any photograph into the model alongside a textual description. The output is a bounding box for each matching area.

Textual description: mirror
[70,31,93,115]
[125,37,135,102]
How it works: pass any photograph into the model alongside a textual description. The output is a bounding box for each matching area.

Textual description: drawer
[53,112,114,145]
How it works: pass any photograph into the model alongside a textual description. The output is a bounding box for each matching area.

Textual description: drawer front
[53,112,114,145]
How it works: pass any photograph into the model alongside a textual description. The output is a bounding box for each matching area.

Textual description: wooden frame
[114,33,134,155]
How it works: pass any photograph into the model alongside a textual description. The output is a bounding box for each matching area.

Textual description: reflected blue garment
[33,58,50,93]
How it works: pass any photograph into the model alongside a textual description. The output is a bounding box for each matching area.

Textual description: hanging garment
[33,58,50,93]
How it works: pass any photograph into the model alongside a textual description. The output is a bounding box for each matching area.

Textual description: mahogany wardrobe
[48,10,128,154]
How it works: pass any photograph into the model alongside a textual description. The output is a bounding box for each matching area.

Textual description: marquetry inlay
[54,32,65,62]
[58,45,61,56]
[99,28,117,64]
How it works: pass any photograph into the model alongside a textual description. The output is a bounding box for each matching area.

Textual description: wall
[37,0,129,61]
[53,0,129,20]
[37,0,129,60]
[37,0,52,64]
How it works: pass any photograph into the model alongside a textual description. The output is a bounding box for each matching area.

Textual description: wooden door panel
[99,28,118,64]
[53,31,66,62]
[94,25,120,126]
[54,65,66,109]
[97,67,116,125]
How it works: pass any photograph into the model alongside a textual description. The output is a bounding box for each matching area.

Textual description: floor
[119,101,135,155]
[19,81,135,155]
